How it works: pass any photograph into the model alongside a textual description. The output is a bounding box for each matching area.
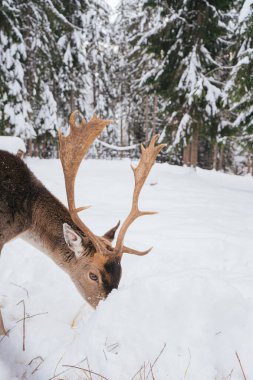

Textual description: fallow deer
[0,111,165,335]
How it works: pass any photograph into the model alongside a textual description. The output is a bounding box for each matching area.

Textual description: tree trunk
[92,70,97,110]
[247,156,251,174]
[28,138,33,157]
[190,127,199,168]
[144,96,149,142]
[183,144,191,166]
[70,87,74,112]
[120,110,123,159]
[213,142,218,170]
[219,145,224,171]
[152,96,157,136]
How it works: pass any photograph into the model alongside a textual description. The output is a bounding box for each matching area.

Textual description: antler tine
[58,111,112,253]
[115,135,166,254]
[122,245,153,256]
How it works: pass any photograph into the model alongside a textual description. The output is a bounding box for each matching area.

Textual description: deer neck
[21,187,77,272]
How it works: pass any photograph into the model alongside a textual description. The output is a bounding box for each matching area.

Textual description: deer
[0,111,165,335]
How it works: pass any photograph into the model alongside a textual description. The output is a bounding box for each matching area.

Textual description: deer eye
[89,272,98,282]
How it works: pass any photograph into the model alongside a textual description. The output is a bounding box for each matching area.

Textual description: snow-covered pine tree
[122,0,169,160]
[82,0,120,158]
[84,0,113,115]
[111,0,135,149]
[226,0,253,173]
[55,0,90,129]
[139,0,233,168]
[0,0,33,138]
[19,0,59,156]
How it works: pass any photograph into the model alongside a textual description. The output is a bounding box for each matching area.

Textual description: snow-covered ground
[1,158,253,380]
[0,137,26,155]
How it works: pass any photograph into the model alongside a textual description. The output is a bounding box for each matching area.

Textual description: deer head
[58,111,166,307]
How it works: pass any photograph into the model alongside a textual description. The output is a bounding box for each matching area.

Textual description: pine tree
[138,0,233,167]
[226,0,253,173]
[55,0,89,129]
[19,0,59,155]
[122,0,169,162]
[0,0,33,138]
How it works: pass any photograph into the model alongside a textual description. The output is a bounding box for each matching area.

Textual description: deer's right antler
[58,111,113,254]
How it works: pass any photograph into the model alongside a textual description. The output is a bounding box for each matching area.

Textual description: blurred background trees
[0,0,252,174]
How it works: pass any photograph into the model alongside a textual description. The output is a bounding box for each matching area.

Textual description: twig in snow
[53,355,63,378]
[28,356,44,375]
[0,310,7,336]
[225,368,234,380]
[11,282,29,298]
[86,357,92,380]
[235,351,247,380]
[49,358,87,380]
[146,343,167,379]
[16,311,48,324]
[71,305,84,328]
[17,299,26,351]
[131,364,145,380]
[106,342,119,353]
[184,348,191,378]
[149,363,155,380]
[61,364,109,380]
[103,349,107,361]
[0,325,16,344]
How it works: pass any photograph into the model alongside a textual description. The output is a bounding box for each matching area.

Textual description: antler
[59,112,165,258]
[115,135,166,255]
[58,111,112,253]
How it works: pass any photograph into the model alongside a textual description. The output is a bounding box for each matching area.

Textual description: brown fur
[0,150,121,308]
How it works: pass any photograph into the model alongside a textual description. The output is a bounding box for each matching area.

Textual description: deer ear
[103,221,120,242]
[63,223,84,258]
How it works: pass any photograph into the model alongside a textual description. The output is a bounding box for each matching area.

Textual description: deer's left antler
[115,135,166,255]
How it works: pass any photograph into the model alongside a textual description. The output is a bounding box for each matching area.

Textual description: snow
[96,139,139,151]
[173,114,191,145]
[239,0,253,24]
[1,159,253,379]
[0,136,26,154]
[105,0,119,9]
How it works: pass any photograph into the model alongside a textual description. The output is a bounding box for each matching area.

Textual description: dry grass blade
[146,343,166,379]
[16,311,48,324]
[0,310,7,336]
[225,368,234,380]
[131,364,144,380]
[184,348,191,378]
[17,299,26,351]
[62,364,109,380]
[10,282,29,298]
[28,356,44,375]
[49,357,87,380]
[235,351,247,380]
[149,363,155,380]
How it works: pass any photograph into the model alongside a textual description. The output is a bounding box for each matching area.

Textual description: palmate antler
[59,111,166,257]
[58,111,113,254]
[116,135,166,256]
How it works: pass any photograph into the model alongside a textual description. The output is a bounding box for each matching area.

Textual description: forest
[0,0,253,174]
